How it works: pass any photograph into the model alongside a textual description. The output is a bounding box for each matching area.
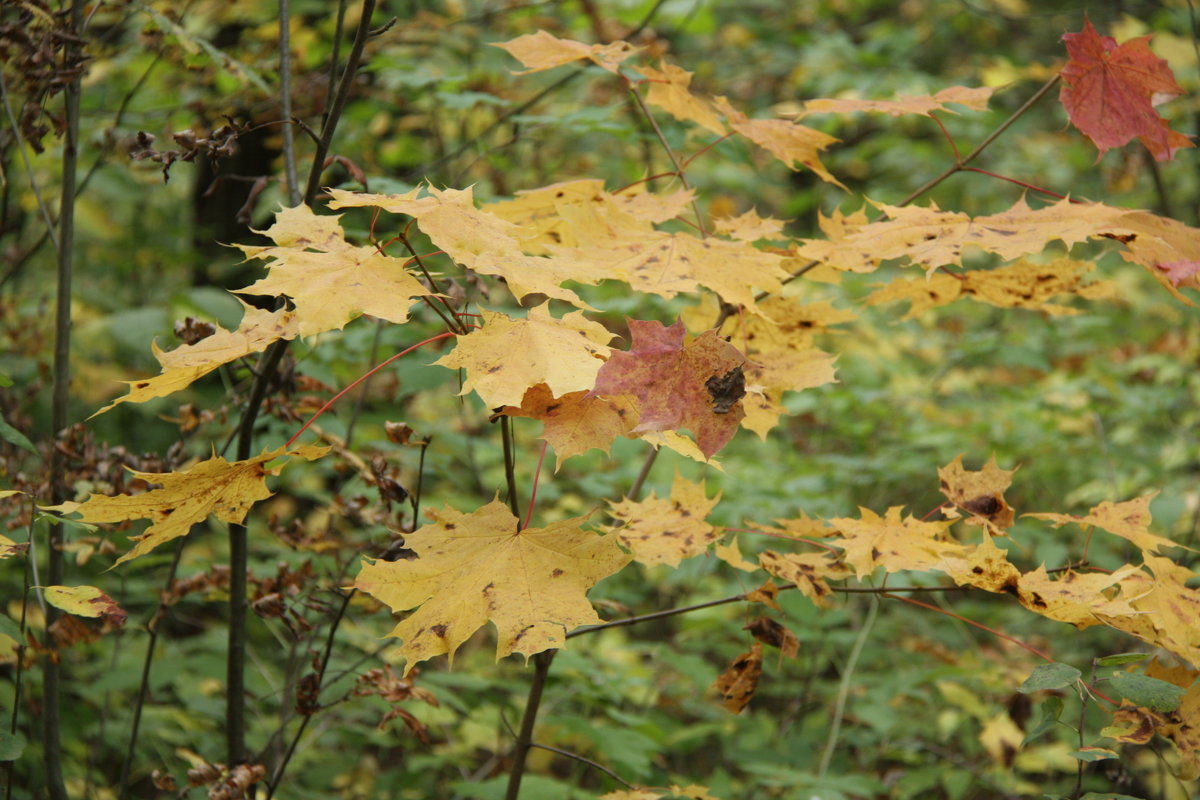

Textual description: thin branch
[4,510,33,800]
[817,596,878,777]
[737,72,1065,316]
[501,416,521,520]
[228,0,376,765]
[117,537,188,799]
[304,0,378,205]
[504,650,555,800]
[0,69,60,255]
[521,440,549,530]
[42,2,84,794]
[528,742,635,790]
[626,81,707,236]
[894,73,1061,207]
[343,318,384,449]
[265,589,355,799]
[568,582,981,639]
[397,233,465,333]
[321,0,350,131]
[407,0,669,181]
[279,0,301,206]
[626,447,658,502]
[883,592,1054,662]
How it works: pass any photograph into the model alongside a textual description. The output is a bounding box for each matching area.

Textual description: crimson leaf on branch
[587,319,746,459]
[1059,18,1193,161]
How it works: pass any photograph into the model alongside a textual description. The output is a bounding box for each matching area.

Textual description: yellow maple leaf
[45,444,328,566]
[669,785,723,800]
[941,535,1021,593]
[803,86,994,117]
[483,179,607,253]
[744,347,837,397]
[827,507,964,579]
[234,205,431,337]
[606,472,721,567]
[353,498,630,674]
[329,185,596,306]
[1026,493,1192,556]
[550,197,787,308]
[613,186,697,225]
[711,95,845,189]
[865,257,1113,319]
[500,385,637,469]
[599,790,662,800]
[757,550,849,607]
[94,301,301,416]
[639,61,726,136]
[1015,564,1140,629]
[1116,556,1200,665]
[713,535,758,571]
[1108,209,1200,303]
[43,585,126,626]
[687,295,846,437]
[712,208,786,241]
[491,30,640,75]
[435,304,613,408]
[938,455,1017,530]
[767,510,833,540]
[978,712,1023,766]
[1158,681,1200,779]
[694,295,855,353]
[635,430,725,469]
[797,197,1125,275]
[739,388,785,440]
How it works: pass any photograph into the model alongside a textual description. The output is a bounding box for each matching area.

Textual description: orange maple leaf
[1059,18,1193,161]
[499,384,637,469]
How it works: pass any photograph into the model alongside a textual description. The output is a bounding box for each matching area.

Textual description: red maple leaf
[1059,18,1193,162]
[588,319,746,459]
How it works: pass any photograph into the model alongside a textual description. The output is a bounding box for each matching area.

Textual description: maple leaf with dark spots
[588,318,746,458]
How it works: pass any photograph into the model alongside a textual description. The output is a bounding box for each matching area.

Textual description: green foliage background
[1,0,1198,798]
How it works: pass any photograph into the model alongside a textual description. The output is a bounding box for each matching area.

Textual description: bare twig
[503,650,555,800]
[279,0,301,206]
[0,69,60,255]
[117,538,188,799]
[817,597,878,777]
[528,742,635,790]
[265,589,355,799]
[42,2,85,796]
[227,0,377,766]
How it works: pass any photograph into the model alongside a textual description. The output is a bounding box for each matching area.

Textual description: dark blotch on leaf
[706,365,746,414]
[962,495,1002,517]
